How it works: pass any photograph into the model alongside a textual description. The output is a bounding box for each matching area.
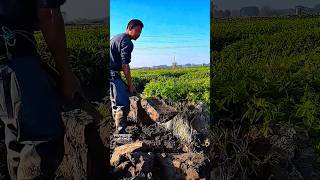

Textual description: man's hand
[128,83,136,95]
[122,64,135,94]
[38,8,82,100]
[60,69,82,100]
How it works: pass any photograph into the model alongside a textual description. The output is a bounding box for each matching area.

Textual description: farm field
[211,16,320,179]
[131,66,210,106]
[35,25,109,101]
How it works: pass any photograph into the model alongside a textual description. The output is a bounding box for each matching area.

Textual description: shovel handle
[40,60,104,126]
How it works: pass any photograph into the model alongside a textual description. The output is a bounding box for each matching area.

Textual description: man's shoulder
[111,33,132,43]
[111,33,125,41]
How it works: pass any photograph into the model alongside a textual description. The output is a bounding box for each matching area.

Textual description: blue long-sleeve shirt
[110,33,134,71]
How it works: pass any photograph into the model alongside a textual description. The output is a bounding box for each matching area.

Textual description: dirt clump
[110,96,211,179]
[56,108,111,180]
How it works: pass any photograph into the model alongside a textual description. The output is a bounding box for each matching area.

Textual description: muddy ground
[110,121,184,154]
[0,96,212,180]
[0,105,111,180]
[108,97,211,179]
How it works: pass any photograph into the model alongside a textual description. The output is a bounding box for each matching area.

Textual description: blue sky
[110,0,210,68]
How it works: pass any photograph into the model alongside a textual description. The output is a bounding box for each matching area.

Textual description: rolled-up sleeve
[38,0,66,8]
[120,38,133,64]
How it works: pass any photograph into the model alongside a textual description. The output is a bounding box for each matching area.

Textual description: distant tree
[314,4,320,9]
[314,4,320,15]
[61,11,68,22]
[240,6,260,17]
[213,9,219,18]
[231,9,240,17]
[260,6,273,16]
[218,10,225,18]
[225,9,231,17]
[211,1,217,18]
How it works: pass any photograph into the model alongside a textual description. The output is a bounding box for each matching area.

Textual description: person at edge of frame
[109,19,143,134]
[0,0,81,179]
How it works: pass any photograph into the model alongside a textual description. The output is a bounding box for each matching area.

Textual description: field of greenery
[35,25,111,123]
[35,25,109,101]
[211,16,320,179]
[131,66,210,106]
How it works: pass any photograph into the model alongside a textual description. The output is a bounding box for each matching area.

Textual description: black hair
[126,19,144,30]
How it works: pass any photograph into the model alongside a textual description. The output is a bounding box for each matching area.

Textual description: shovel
[39,60,103,124]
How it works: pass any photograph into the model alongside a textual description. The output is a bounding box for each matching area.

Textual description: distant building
[213,4,320,18]
[260,6,273,17]
[172,62,177,69]
[61,11,67,22]
[133,63,209,70]
[294,5,320,16]
[231,9,240,17]
[273,8,295,16]
[159,65,168,68]
[295,5,304,15]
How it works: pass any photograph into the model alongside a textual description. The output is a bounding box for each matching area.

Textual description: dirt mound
[56,108,111,180]
[267,123,320,180]
[0,96,213,179]
[111,146,210,180]
[0,103,111,180]
[209,117,320,180]
[0,140,8,180]
[111,97,211,154]
[110,96,211,179]
[0,121,8,180]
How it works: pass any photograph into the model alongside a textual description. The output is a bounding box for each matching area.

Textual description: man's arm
[38,7,81,99]
[122,64,134,94]
[120,38,135,94]
[38,8,70,74]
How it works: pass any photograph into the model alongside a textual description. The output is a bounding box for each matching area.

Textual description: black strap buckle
[0,56,8,64]
[110,70,121,77]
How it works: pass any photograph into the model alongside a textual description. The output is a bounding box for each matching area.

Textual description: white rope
[0,26,16,59]
[0,26,37,60]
